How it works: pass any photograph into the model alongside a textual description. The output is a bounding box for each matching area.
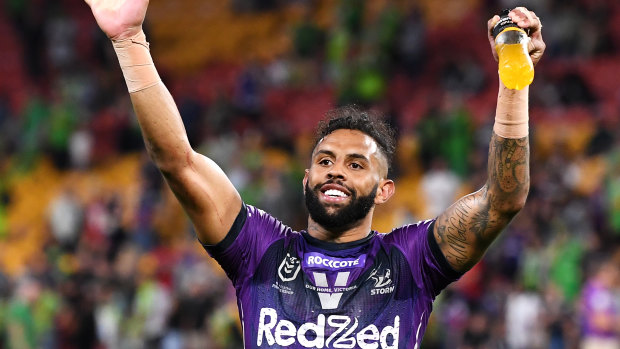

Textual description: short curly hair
[313,105,396,170]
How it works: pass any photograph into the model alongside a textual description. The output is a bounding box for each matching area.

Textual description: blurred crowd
[1,0,620,348]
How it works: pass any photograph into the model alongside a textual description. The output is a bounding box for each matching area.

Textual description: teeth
[325,189,347,197]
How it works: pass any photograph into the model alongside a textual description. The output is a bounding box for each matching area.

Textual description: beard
[304,180,378,233]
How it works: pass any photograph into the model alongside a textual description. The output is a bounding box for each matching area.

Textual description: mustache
[312,180,356,197]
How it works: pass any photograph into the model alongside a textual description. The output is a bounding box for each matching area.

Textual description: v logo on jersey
[313,272,350,309]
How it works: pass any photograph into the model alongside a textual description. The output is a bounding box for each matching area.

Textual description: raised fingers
[509,7,542,34]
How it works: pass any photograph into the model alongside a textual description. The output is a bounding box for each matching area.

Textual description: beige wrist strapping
[112,30,161,93]
[493,83,529,139]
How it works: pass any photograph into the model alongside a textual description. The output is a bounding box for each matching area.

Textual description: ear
[302,169,309,189]
[374,179,395,205]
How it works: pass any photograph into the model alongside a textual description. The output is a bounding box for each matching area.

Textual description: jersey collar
[300,230,376,251]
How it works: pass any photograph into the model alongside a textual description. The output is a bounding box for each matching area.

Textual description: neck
[306,211,374,243]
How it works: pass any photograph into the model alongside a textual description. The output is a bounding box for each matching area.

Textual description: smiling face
[303,129,395,234]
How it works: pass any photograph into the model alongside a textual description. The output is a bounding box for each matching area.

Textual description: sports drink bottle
[492,9,534,90]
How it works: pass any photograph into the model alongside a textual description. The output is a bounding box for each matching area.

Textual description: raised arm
[85,0,241,244]
[433,7,545,273]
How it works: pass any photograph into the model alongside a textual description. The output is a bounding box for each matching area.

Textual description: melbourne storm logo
[369,268,395,296]
[278,253,301,282]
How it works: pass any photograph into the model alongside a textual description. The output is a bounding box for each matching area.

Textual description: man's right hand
[487,7,545,66]
[85,0,149,40]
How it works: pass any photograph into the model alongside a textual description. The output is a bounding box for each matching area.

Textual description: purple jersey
[204,204,462,348]
[580,280,620,338]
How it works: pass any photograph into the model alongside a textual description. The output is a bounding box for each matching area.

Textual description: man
[579,257,620,349]
[85,1,545,347]
[5,276,40,348]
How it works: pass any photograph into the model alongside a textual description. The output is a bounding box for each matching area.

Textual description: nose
[327,163,346,180]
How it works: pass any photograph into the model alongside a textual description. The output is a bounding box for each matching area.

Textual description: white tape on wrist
[494,83,529,139]
[112,30,161,93]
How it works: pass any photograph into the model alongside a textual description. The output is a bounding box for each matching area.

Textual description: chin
[323,204,349,215]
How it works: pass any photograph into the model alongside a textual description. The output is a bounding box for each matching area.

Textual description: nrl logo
[278,253,301,282]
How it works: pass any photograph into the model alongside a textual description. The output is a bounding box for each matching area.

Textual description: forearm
[486,81,530,214]
[433,84,531,272]
[124,55,241,245]
[129,84,194,170]
[127,63,241,245]
[113,31,193,170]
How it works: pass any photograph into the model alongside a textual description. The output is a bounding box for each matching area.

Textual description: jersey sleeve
[201,204,290,286]
[384,219,463,298]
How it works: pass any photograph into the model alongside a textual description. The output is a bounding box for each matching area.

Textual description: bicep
[432,187,511,273]
[161,151,242,245]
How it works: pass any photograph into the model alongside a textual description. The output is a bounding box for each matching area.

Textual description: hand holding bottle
[486,7,546,90]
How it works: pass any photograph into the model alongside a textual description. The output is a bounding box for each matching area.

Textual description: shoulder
[378,218,462,284]
[245,204,297,237]
[378,219,435,244]
[204,203,297,257]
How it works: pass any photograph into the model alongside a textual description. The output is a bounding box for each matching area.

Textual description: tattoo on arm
[434,133,529,271]
[488,134,529,198]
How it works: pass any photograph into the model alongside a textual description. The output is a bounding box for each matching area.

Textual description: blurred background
[1,0,620,348]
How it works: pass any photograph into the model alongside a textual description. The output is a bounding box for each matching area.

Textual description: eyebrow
[347,153,370,162]
[315,149,336,158]
[314,149,370,163]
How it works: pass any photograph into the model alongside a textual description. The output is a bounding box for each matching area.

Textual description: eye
[319,158,332,166]
[350,162,363,170]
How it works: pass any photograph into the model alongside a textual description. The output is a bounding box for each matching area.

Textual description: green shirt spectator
[6,299,37,349]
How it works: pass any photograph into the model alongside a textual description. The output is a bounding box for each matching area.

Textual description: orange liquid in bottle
[495,31,534,90]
